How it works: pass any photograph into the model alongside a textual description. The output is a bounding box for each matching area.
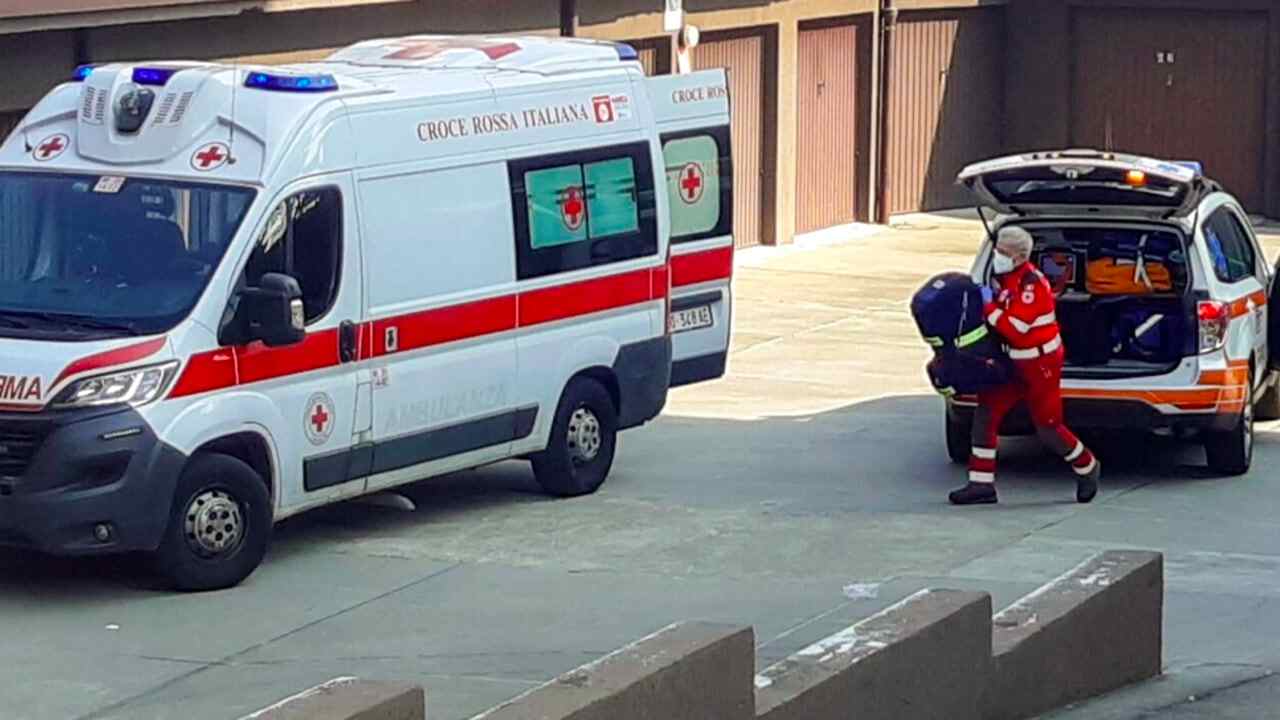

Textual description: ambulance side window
[509,141,657,281]
[244,187,343,324]
[661,126,732,243]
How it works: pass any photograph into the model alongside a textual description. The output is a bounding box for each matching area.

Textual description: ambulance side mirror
[251,273,306,347]
[222,273,306,348]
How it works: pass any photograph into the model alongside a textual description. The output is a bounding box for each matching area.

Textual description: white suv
[947,150,1277,475]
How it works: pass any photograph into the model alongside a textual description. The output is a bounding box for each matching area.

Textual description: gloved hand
[980,286,994,304]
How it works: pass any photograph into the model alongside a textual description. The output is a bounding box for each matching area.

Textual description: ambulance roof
[0,35,643,185]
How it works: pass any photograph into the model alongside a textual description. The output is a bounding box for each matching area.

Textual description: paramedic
[949,226,1102,506]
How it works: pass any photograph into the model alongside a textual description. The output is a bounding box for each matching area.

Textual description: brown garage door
[625,36,671,77]
[694,29,766,248]
[796,18,870,234]
[884,8,1005,216]
[1071,8,1266,210]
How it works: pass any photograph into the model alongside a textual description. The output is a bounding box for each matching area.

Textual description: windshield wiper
[0,313,30,329]
[20,312,142,336]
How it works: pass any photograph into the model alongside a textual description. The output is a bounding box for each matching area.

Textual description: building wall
[84,0,557,64]
[1006,0,1280,217]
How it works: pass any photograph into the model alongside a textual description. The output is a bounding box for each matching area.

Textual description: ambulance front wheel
[152,453,273,592]
[946,410,972,465]
[533,377,618,497]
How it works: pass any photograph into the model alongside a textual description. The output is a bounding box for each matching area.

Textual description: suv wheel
[1205,377,1254,476]
[1255,374,1280,421]
[152,453,273,591]
[532,377,618,497]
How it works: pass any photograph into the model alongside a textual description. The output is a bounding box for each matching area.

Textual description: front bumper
[0,406,185,556]
[947,396,1239,435]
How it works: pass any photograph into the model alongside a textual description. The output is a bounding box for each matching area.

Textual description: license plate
[670,305,714,333]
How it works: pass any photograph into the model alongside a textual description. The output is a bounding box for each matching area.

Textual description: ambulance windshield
[0,172,254,339]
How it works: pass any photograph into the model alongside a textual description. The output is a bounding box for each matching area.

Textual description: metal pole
[559,0,577,37]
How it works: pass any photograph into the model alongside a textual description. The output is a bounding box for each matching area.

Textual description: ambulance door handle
[339,320,358,364]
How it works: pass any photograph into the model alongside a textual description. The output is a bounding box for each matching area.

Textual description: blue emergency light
[131,67,180,86]
[72,64,97,81]
[611,43,640,61]
[1172,160,1204,175]
[244,71,339,93]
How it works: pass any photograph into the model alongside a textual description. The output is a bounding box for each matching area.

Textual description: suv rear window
[986,167,1188,208]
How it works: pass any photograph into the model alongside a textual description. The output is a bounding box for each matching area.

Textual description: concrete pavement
[2,216,1278,719]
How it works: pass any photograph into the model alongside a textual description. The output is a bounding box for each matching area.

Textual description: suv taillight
[1198,300,1230,353]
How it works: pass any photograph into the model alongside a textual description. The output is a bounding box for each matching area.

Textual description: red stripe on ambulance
[52,337,167,390]
[169,266,668,398]
[671,246,733,287]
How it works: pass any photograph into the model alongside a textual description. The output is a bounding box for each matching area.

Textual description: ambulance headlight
[52,362,179,409]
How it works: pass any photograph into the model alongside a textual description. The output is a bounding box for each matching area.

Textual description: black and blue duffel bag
[910,272,1013,396]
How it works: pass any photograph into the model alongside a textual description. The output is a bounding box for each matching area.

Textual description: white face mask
[992,252,1016,275]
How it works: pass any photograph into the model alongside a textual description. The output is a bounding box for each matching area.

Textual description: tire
[1205,376,1254,476]
[152,453,273,592]
[1255,376,1280,421]
[946,410,972,465]
[532,377,618,497]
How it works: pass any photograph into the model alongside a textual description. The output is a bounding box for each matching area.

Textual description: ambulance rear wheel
[152,453,272,592]
[946,411,972,465]
[1205,378,1254,476]
[533,377,618,497]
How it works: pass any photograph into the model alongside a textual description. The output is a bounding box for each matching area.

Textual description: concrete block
[239,677,425,720]
[473,621,755,720]
[755,589,993,720]
[985,550,1164,720]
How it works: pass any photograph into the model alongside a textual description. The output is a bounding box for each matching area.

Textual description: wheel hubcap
[567,406,602,465]
[184,489,245,558]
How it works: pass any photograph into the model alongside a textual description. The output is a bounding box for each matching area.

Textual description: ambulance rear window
[661,126,732,243]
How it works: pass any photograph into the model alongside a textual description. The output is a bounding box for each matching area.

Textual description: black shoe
[1077,460,1101,504]
[949,482,998,506]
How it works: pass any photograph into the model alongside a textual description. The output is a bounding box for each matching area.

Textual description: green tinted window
[584,158,639,238]
[663,136,720,237]
[525,164,587,249]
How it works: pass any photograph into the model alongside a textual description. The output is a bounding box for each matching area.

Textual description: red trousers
[968,349,1096,483]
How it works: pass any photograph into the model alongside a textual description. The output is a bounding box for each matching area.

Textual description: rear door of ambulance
[648,70,735,386]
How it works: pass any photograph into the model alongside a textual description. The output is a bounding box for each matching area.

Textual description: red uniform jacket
[984,262,1061,353]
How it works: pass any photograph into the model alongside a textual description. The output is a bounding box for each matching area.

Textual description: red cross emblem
[679,163,704,204]
[191,142,230,171]
[304,393,335,446]
[561,186,585,231]
[34,134,69,162]
[310,404,329,434]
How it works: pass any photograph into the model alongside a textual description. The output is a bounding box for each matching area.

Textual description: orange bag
[1085,257,1172,295]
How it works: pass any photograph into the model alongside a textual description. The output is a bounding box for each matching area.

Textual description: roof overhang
[0,0,413,35]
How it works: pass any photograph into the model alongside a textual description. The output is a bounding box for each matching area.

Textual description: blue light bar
[1172,160,1203,175]
[244,71,339,93]
[72,64,97,82]
[132,67,179,86]
[612,42,639,61]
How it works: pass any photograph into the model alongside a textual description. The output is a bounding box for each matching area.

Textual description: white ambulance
[950,150,1277,476]
[0,36,735,590]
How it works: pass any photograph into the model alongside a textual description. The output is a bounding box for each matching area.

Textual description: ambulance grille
[169,92,195,125]
[153,92,178,125]
[0,425,48,480]
[80,87,107,125]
